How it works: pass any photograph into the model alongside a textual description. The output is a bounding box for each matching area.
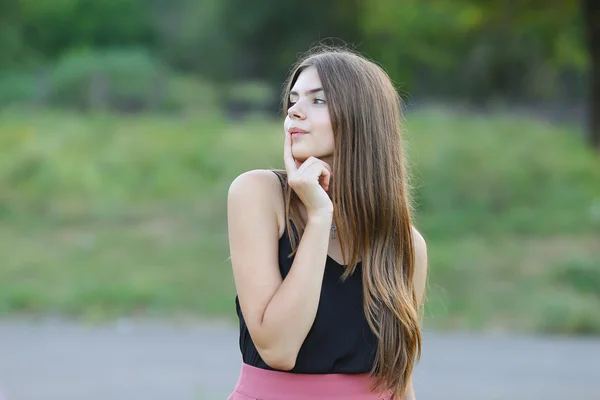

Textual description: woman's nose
[288,102,305,119]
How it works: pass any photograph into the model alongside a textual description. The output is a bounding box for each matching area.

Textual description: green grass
[0,106,598,334]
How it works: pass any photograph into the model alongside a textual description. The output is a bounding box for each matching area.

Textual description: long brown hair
[277,45,421,399]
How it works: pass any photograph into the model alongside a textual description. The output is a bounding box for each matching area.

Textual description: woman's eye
[314,98,326,104]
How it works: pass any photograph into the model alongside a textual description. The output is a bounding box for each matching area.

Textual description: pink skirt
[228,363,392,400]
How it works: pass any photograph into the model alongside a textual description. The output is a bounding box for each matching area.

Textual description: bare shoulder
[411,226,427,257]
[411,226,428,305]
[229,169,282,194]
[228,169,286,236]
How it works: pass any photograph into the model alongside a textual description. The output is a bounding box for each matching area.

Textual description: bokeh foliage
[0,0,587,104]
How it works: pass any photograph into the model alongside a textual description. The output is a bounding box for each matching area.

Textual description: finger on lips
[283,132,297,173]
[283,135,332,192]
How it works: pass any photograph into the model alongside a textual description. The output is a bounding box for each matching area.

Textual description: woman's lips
[289,128,307,139]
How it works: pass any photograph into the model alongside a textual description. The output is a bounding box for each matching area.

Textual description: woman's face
[284,66,334,164]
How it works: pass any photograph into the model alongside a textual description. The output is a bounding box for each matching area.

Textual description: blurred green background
[0,0,598,335]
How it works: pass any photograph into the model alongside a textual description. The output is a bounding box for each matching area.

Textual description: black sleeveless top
[234,170,378,374]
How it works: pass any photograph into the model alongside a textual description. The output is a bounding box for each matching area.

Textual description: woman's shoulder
[228,169,286,236]
[410,226,428,305]
[229,169,285,192]
[411,226,426,250]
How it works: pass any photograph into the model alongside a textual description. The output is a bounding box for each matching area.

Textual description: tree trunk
[584,0,600,151]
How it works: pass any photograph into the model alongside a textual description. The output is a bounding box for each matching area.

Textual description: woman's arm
[412,227,428,307]
[228,170,332,370]
[403,380,416,400]
[406,227,428,399]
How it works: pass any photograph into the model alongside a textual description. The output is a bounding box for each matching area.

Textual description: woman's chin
[291,149,310,162]
[293,152,331,164]
[292,147,329,163]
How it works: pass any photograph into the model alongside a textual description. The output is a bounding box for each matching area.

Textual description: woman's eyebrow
[289,87,324,96]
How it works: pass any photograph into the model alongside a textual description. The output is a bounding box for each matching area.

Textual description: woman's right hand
[284,132,333,218]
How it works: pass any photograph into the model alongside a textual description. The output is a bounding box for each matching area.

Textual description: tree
[583,0,600,151]
[360,0,599,150]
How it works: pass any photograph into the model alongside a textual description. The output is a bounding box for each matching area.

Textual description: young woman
[227,46,428,400]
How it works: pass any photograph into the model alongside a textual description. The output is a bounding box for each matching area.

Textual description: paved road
[0,318,599,400]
